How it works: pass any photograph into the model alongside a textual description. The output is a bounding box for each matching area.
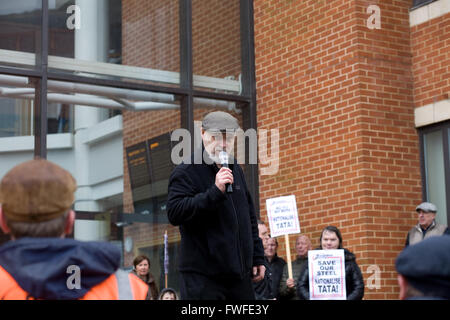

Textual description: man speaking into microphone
[167,111,265,300]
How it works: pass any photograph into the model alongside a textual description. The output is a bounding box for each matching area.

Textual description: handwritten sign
[266,195,300,238]
[308,249,346,300]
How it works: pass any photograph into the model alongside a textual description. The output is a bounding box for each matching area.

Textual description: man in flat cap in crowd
[396,236,450,300]
[0,159,148,300]
[167,111,265,299]
[405,202,450,246]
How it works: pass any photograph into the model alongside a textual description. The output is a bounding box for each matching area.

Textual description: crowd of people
[0,111,448,300]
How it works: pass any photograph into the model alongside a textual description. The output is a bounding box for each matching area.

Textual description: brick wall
[254,0,420,299]
[192,0,241,80]
[122,0,179,72]
[411,12,450,107]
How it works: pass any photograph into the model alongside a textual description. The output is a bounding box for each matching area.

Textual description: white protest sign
[265,195,300,238]
[308,249,346,300]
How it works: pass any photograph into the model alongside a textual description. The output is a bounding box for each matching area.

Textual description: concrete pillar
[73,0,110,240]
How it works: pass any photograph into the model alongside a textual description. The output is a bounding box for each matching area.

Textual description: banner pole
[285,234,293,279]
[164,230,168,289]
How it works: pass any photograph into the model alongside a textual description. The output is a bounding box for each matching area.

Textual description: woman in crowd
[296,225,364,300]
[132,255,159,300]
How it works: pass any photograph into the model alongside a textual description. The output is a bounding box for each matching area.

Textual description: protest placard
[266,195,300,238]
[266,195,301,278]
[308,249,346,300]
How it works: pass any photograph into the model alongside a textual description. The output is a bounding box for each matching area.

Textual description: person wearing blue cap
[405,202,450,246]
[396,236,450,300]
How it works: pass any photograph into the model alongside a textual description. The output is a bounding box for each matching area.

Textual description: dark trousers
[180,271,256,300]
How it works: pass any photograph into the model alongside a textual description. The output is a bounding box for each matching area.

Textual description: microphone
[219,151,233,193]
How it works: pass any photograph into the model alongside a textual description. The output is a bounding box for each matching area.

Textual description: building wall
[411,11,450,108]
[254,0,420,299]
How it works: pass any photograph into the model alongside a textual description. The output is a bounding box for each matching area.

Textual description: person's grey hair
[6,211,69,239]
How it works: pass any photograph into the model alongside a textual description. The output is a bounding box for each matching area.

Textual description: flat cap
[396,236,450,299]
[0,159,76,223]
[416,202,437,213]
[201,111,239,133]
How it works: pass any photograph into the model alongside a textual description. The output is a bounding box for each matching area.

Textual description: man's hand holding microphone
[215,151,233,193]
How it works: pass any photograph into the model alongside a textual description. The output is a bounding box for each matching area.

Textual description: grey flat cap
[202,111,239,132]
[416,202,437,213]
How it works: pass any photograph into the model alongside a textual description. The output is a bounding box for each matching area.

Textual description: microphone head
[218,151,229,165]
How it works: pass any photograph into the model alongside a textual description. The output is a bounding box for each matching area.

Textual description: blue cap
[396,236,450,299]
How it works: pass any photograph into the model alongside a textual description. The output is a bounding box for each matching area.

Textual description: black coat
[253,259,274,300]
[267,255,286,299]
[296,248,365,300]
[167,150,265,279]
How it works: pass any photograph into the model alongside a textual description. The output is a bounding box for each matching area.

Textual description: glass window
[0,0,256,298]
[411,0,438,10]
[423,129,448,225]
[192,0,242,95]
[48,0,181,87]
[0,0,42,67]
[0,95,33,137]
[0,77,74,136]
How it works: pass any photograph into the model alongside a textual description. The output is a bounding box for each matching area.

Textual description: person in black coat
[265,237,286,299]
[167,111,265,300]
[297,226,364,300]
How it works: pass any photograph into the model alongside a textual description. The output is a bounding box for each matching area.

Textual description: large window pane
[0,76,74,136]
[0,95,33,137]
[122,105,182,292]
[48,0,181,87]
[0,0,41,67]
[192,0,242,95]
[424,130,447,225]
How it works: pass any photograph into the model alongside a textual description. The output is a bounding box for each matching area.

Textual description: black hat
[395,236,450,299]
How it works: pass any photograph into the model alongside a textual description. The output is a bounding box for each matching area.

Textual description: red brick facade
[254,0,422,299]
[411,12,450,107]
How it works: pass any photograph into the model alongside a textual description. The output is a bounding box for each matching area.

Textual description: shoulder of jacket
[128,273,149,300]
[343,248,356,261]
[0,265,28,299]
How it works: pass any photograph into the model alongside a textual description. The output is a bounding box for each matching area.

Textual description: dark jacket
[297,248,364,300]
[0,237,131,299]
[167,149,264,279]
[253,259,274,300]
[266,255,286,299]
[278,256,307,300]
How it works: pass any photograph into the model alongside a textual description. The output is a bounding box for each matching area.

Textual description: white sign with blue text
[266,195,300,238]
[308,249,346,300]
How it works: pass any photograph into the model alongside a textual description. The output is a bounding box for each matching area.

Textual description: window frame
[418,120,450,226]
[411,0,439,10]
[0,0,260,210]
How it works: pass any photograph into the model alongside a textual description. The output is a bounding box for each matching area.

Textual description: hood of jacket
[0,237,121,299]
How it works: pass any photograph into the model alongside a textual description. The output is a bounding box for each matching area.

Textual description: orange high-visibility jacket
[0,266,148,300]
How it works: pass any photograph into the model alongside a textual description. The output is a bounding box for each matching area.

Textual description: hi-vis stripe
[115,270,133,300]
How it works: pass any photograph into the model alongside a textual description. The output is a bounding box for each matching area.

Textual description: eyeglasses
[417,210,433,215]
